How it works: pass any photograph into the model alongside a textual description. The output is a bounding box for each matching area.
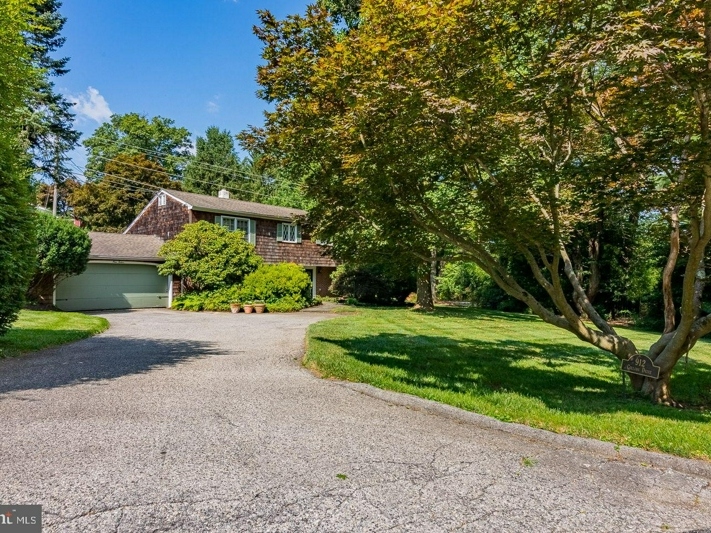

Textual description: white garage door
[56,263,169,311]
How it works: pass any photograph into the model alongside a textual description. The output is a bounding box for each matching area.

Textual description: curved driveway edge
[0,309,709,532]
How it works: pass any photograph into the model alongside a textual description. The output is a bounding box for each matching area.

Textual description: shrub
[202,286,242,312]
[171,293,205,311]
[239,263,312,304]
[266,295,305,313]
[330,263,415,305]
[27,213,91,302]
[158,221,262,291]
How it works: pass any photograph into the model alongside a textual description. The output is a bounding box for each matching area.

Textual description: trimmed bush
[27,212,91,302]
[158,221,262,291]
[239,263,312,305]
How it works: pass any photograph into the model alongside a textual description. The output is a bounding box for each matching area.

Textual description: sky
[59,0,311,168]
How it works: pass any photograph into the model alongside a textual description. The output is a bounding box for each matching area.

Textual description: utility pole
[53,140,60,216]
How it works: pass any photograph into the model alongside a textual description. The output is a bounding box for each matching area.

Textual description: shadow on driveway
[0,335,225,396]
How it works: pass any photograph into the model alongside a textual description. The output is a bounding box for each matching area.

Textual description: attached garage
[55,233,171,312]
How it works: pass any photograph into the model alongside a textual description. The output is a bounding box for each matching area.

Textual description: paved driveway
[0,309,709,532]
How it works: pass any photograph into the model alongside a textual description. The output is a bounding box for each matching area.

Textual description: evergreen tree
[0,0,41,335]
[22,0,80,183]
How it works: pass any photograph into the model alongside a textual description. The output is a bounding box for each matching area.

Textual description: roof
[162,189,307,221]
[88,232,165,263]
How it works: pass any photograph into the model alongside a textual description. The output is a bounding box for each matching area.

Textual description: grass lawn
[0,310,109,359]
[306,306,711,460]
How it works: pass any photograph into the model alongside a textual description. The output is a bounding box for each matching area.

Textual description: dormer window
[158,192,167,207]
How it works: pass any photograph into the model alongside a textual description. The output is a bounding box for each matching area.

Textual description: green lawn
[0,310,109,358]
[306,306,711,460]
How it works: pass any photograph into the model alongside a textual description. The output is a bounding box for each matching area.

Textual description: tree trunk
[640,372,679,406]
[663,208,680,333]
[416,266,434,311]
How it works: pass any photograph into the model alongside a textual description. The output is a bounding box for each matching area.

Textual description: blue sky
[59,0,311,167]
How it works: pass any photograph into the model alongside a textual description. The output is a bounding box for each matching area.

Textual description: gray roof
[162,189,307,221]
[89,232,165,263]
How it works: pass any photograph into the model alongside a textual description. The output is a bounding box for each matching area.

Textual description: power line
[72,157,274,200]
[91,138,281,183]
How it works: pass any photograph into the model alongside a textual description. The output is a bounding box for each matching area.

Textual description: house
[55,232,171,311]
[124,189,338,297]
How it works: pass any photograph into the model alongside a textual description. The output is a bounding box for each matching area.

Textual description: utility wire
[72,157,273,200]
[91,138,284,183]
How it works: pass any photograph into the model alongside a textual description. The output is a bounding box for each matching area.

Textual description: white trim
[161,190,193,209]
[282,223,299,243]
[168,274,173,308]
[158,192,167,206]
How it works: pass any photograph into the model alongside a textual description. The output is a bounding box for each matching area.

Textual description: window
[279,223,300,243]
[158,193,166,207]
[217,216,252,242]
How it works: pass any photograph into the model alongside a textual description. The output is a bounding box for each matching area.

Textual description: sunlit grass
[0,310,109,358]
[306,306,711,460]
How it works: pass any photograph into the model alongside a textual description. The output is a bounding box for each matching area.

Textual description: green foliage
[70,153,174,232]
[158,221,262,291]
[330,263,415,305]
[0,0,41,336]
[318,0,361,29]
[183,126,243,196]
[171,293,205,312]
[266,295,305,313]
[34,212,91,277]
[238,263,312,304]
[22,0,80,183]
[28,212,91,301]
[84,113,192,179]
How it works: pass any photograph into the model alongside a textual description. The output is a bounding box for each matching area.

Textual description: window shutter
[296,224,302,244]
[276,223,284,242]
[214,215,222,226]
[249,219,256,245]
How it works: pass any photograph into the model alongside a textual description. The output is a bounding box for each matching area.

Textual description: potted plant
[253,300,266,314]
[229,301,242,314]
[243,301,254,314]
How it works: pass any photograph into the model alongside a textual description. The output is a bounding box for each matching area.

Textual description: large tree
[0,0,41,335]
[69,153,174,232]
[248,0,711,404]
[84,113,192,179]
[22,0,80,183]
[183,126,242,196]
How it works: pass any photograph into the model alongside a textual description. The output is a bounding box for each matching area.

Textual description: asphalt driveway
[0,309,709,532]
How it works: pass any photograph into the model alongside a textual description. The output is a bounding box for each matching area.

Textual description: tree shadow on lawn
[0,333,226,396]
[313,332,711,422]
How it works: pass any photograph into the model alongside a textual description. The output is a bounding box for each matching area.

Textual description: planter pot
[230,303,241,314]
[254,304,266,314]
[243,305,254,314]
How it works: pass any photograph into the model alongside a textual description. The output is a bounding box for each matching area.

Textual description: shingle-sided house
[124,189,337,297]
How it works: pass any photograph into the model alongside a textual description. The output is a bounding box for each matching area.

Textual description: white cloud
[207,100,220,114]
[70,87,113,124]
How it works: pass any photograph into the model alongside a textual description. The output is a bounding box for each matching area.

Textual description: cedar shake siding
[124,189,338,295]
[125,194,191,240]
